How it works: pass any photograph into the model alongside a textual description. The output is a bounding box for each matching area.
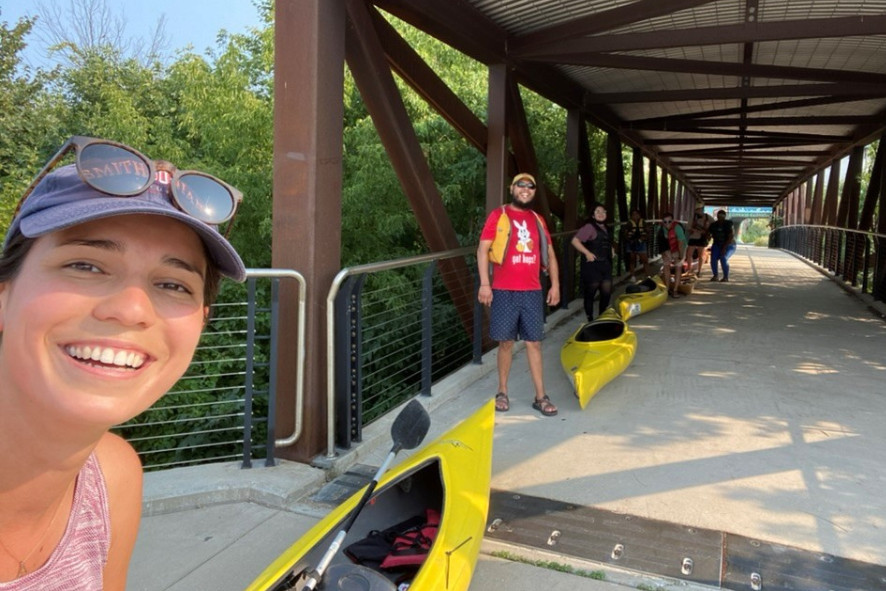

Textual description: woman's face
[0,214,209,429]
[594,206,607,221]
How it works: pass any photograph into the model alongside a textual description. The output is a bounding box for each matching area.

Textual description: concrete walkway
[128,245,886,590]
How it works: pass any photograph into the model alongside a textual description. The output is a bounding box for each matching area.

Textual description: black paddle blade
[391,399,431,451]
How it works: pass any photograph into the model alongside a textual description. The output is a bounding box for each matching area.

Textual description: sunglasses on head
[515,180,536,189]
[663,218,673,223]
[16,136,243,235]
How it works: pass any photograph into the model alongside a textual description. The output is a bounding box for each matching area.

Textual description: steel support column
[563,109,581,301]
[647,161,658,220]
[578,121,597,211]
[657,168,669,218]
[810,169,825,225]
[486,64,509,212]
[859,135,886,232]
[824,160,841,226]
[272,0,346,461]
[629,147,644,222]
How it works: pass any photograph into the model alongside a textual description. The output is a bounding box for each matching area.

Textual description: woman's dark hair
[0,232,222,307]
[0,233,36,283]
[581,202,607,226]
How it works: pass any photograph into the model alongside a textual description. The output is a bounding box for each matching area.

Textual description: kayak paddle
[299,398,431,591]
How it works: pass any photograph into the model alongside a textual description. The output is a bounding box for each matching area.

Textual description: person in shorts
[476,173,560,417]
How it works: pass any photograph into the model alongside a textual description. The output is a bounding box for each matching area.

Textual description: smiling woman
[0,138,245,590]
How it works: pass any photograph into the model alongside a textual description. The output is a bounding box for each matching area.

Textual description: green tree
[0,15,63,228]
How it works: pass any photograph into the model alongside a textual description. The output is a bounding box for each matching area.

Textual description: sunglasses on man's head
[663,218,673,223]
[515,180,536,189]
[16,136,243,235]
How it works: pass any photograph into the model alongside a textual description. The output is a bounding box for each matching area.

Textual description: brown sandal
[495,392,509,412]
[532,394,558,417]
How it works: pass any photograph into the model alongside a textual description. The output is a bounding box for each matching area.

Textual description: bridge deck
[129,245,886,590]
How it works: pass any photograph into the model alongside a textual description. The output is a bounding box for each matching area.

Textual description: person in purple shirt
[571,203,616,321]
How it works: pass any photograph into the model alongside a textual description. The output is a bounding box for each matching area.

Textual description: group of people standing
[477,173,738,419]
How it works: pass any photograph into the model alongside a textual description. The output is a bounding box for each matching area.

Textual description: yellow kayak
[615,275,667,320]
[246,399,494,591]
[560,308,637,409]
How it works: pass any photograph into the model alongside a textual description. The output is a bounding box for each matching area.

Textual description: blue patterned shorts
[489,289,545,342]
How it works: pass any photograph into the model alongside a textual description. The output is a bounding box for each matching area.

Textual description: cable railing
[325,225,655,457]
[770,225,886,303]
[119,223,668,470]
[113,269,305,471]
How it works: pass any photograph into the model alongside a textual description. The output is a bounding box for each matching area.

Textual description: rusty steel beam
[518,14,886,56]
[370,0,506,65]
[510,0,718,53]
[369,8,487,152]
[578,119,598,212]
[345,0,475,330]
[859,133,886,232]
[527,52,886,86]
[272,0,347,462]
[587,83,886,105]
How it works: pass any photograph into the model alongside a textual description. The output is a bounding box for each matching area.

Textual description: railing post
[473,275,483,364]
[862,235,872,294]
[334,275,366,449]
[265,279,280,467]
[241,277,258,469]
[421,262,436,395]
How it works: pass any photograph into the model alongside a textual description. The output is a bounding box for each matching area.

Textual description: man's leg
[526,341,558,415]
[489,290,518,411]
[721,244,737,280]
[525,340,544,399]
[497,340,514,394]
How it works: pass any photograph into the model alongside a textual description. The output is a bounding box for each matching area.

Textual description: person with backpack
[571,203,615,322]
[686,204,713,275]
[477,173,560,417]
[657,213,687,298]
[623,208,650,276]
[708,209,736,282]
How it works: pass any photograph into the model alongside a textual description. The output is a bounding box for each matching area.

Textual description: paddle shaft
[299,447,399,591]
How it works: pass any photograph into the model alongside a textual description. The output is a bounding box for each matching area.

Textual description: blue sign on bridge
[703,206,772,217]
[724,206,773,216]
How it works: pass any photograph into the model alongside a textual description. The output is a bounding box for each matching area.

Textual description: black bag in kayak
[344,509,439,570]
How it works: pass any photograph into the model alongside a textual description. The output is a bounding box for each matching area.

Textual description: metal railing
[770,225,886,303]
[325,224,656,457]
[113,269,305,471]
[118,223,662,470]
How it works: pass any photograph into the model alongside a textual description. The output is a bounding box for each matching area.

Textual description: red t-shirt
[480,206,551,291]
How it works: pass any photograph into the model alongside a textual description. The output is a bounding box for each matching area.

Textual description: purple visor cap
[5,164,246,282]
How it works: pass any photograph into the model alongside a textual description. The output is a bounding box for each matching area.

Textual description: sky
[1,0,265,69]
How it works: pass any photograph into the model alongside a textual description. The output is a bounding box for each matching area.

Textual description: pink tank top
[0,453,110,590]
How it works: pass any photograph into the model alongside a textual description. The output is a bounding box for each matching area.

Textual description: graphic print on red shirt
[480,206,551,291]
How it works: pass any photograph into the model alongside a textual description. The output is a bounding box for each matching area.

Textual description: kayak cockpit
[575,321,625,342]
[269,459,444,591]
[624,277,657,294]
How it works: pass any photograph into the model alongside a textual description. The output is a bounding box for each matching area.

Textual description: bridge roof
[374,0,886,207]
